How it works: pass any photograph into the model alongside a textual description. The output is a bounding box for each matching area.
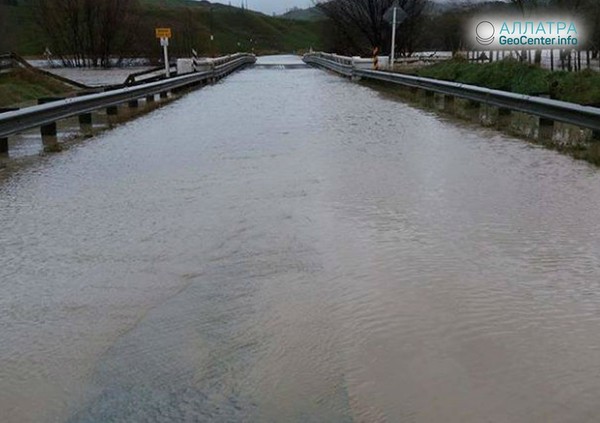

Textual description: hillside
[280,7,324,22]
[0,0,324,58]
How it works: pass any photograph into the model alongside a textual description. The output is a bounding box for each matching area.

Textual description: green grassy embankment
[0,0,322,105]
[0,68,74,107]
[131,0,324,56]
[0,0,324,57]
[408,59,600,106]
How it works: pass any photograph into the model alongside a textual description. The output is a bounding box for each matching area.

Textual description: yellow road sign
[155,28,172,39]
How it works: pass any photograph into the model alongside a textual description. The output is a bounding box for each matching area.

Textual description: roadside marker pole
[373,47,379,70]
[192,49,199,72]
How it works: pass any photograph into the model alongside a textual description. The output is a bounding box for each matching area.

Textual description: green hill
[280,7,324,22]
[0,0,324,58]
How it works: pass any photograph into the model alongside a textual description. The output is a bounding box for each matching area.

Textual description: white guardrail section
[177,53,253,74]
[303,52,600,132]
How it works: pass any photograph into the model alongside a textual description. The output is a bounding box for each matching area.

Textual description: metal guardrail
[304,53,600,132]
[124,64,178,86]
[1,51,93,89]
[304,55,353,77]
[0,53,14,74]
[0,54,256,139]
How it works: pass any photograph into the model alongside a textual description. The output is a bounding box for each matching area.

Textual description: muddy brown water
[1,56,600,422]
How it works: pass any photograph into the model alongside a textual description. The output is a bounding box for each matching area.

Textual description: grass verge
[0,68,75,108]
[408,58,600,106]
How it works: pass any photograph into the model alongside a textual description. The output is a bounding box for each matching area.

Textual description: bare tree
[316,0,429,56]
[395,0,429,56]
[0,4,10,52]
[33,0,139,67]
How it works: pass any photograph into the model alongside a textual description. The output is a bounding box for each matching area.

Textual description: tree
[32,0,139,67]
[315,0,429,56]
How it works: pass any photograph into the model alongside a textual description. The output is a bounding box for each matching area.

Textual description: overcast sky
[235,0,315,15]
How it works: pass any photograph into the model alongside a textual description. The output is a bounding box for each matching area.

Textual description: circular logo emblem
[476,21,495,45]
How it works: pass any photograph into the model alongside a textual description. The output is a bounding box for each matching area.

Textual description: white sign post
[156,28,172,78]
[391,7,397,69]
[161,38,170,78]
[384,2,407,69]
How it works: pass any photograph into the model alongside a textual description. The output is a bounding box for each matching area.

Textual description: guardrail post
[434,93,455,112]
[433,93,445,111]
[38,97,64,152]
[78,112,93,136]
[210,62,216,84]
[498,108,511,128]
[76,91,96,137]
[510,111,541,139]
[146,94,155,103]
[480,104,510,128]
[0,135,7,155]
[454,99,480,121]
[351,57,361,81]
[160,91,169,99]
[106,105,118,115]
[106,105,119,126]
[539,118,555,141]
[128,99,139,108]
[443,95,455,113]
[418,90,434,107]
[0,108,19,155]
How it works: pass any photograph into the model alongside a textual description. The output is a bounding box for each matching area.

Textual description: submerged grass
[0,69,74,107]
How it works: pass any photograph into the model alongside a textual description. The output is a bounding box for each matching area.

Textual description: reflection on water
[2,56,600,422]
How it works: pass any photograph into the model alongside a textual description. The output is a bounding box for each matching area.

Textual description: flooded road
[2,56,600,422]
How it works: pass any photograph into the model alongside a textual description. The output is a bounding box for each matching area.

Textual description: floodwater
[2,55,600,422]
[45,67,153,87]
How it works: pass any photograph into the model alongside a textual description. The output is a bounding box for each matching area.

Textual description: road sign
[155,28,172,39]
[155,28,172,78]
[384,2,407,27]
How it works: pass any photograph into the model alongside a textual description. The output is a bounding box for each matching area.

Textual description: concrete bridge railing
[0,53,256,155]
[303,52,600,143]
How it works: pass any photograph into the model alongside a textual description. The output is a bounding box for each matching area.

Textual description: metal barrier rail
[0,53,14,74]
[304,55,353,76]
[0,51,91,88]
[0,54,256,139]
[304,53,600,132]
[124,64,178,86]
